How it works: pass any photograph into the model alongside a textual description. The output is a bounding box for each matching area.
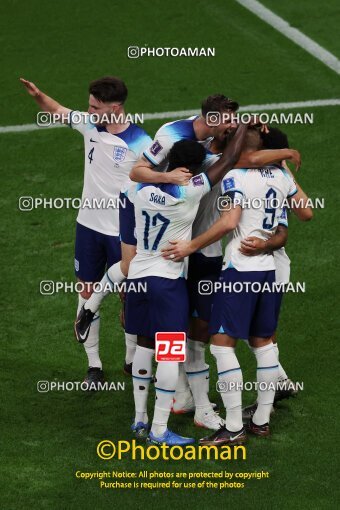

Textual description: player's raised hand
[167,167,193,186]
[286,149,301,172]
[20,78,41,97]
[161,240,193,261]
[248,114,260,126]
[239,237,266,256]
[248,114,269,132]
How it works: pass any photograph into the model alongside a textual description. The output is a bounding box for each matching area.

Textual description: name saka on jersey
[126,172,212,280]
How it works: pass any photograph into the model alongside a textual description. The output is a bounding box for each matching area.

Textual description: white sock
[125,333,137,365]
[185,339,211,410]
[85,262,125,313]
[77,294,86,315]
[174,363,191,404]
[132,345,154,425]
[151,362,179,437]
[252,343,279,426]
[272,343,288,381]
[84,314,102,369]
[77,294,102,368]
[210,344,243,432]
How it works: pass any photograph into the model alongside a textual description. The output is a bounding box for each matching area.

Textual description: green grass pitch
[1,0,340,508]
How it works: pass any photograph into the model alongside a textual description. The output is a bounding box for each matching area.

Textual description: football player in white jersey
[129,94,240,413]
[167,129,305,426]
[238,128,312,419]
[162,128,302,444]
[185,135,302,429]
[132,94,239,177]
[75,124,301,431]
[130,97,301,424]
[20,76,154,387]
[125,121,250,446]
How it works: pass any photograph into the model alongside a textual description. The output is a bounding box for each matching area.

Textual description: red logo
[155,332,186,362]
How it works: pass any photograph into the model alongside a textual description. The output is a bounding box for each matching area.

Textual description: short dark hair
[261,127,289,149]
[244,128,262,151]
[89,76,128,103]
[168,140,206,173]
[201,94,239,116]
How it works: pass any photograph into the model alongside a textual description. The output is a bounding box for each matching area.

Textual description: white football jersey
[221,165,297,272]
[69,111,151,236]
[142,116,221,256]
[143,116,212,171]
[192,152,223,258]
[127,173,211,280]
[274,207,291,284]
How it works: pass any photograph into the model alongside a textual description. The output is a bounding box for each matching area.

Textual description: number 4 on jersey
[88,147,94,164]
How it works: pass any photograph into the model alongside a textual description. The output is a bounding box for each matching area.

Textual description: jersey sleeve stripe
[222,189,244,196]
[203,172,212,191]
[143,151,158,167]
[288,188,298,198]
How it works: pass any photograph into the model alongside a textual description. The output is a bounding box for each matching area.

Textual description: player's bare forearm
[237,149,301,171]
[162,207,241,260]
[206,124,248,186]
[130,159,192,185]
[161,221,227,260]
[240,225,288,256]
[191,218,231,252]
[130,161,166,183]
[19,78,71,122]
[34,91,60,113]
[265,224,288,252]
[194,207,241,251]
[290,187,313,221]
[283,163,313,221]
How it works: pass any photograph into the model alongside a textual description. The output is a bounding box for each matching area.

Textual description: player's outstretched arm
[237,149,301,172]
[20,78,71,124]
[282,163,313,221]
[289,185,313,221]
[130,157,192,185]
[239,225,288,256]
[162,206,241,261]
[206,124,248,186]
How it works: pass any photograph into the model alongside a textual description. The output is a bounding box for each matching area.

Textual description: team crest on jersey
[113,146,127,162]
[192,175,204,187]
[223,177,235,192]
[150,140,163,156]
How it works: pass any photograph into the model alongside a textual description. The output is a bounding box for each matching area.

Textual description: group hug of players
[21,75,312,447]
